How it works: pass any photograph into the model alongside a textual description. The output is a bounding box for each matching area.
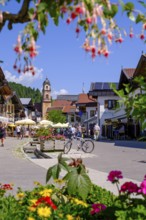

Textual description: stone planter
[43,140,55,151]
[41,139,65,152]
[55,140,65,151]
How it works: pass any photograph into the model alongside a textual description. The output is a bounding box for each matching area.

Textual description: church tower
[42,77,51,119]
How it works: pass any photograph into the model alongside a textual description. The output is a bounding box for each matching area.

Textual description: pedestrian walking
[0,121,6,146]
[94,123,100,141]
[20,125,26,139]
[16,125,21,139]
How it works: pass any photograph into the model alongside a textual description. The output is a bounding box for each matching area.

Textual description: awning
[105,114,127,121]
[84,116,97,124]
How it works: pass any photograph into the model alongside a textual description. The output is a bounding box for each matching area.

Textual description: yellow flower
[59,213,63,218]
[73,198,88,207]
[27,217,35,220]
[16,192,25,199]
[54,179,65,184]
[66,214,74,220]
[39,188,52,197]
[28,206,36,212]
[29,199,37,205]
[37,206,52,218]
[33,181,41,186]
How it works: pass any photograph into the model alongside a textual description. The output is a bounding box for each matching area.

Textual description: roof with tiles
[77,93,96,104]
[52,99,72,107]
[123,68,135,79]
[62,105,76,113]
[47,106,63,112]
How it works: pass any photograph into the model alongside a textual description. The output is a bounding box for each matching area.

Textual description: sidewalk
[0,137,143,195]
[24,144,142,196]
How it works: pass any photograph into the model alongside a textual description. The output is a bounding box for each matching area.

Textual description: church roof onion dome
[43,77,50,86]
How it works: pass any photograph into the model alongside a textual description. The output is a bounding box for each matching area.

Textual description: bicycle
[64,135,94,154]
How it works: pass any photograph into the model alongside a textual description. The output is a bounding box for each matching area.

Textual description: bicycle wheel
[82,140,94,153]
[64,140,72,154]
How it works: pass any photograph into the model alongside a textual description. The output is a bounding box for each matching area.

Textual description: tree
[46,109,66,123]
[111,76,146,130]
[0,0,146,74]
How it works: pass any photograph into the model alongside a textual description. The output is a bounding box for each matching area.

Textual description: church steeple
[42,77,51,119]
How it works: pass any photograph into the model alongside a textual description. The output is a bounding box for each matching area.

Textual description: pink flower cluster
[107,170,123,183]
[108,170,146,196]
[139,179,146,195]
[60,1,146,60]
[90,203,106,215]
[13,36,37,75]
[120,181,139,194]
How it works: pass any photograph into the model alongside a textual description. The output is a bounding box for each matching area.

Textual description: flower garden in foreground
[0,153,146,220]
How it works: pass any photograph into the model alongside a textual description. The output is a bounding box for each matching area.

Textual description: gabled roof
[5,91,23,110]
[118,68,135,90]
[77,93,96,104]
[62,105,76,113]
[20,98,32,105]
[0,67,13,95]
[123,68,135,79]
[133,54,146,77]
[52,99,72,107]
[57,95,78,101]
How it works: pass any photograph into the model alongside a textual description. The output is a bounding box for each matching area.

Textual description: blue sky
[0,1,146,98]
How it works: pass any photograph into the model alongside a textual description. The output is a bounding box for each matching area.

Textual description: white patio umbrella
[39,120,53,126]
[15,119,36,125]
[61,123,69,128]
[52,122,65,128]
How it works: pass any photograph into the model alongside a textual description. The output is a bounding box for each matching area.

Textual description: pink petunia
[90,203,106,215]
[120,181,139,194]
[139,180,146,195]
[107,170,123,183]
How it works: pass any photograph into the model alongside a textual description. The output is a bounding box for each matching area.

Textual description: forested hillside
[9,82,42,103]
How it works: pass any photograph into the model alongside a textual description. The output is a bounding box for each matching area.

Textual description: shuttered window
[104,100,117,109]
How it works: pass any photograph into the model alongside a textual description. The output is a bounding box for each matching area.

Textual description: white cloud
[4,69,69,99]
[4,68,43,89]
[51,89,69,99]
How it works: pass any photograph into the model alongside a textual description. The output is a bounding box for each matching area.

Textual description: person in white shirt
[16,125,21,139]
[94,123,100,140]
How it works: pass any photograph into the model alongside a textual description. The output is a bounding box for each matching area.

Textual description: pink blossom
[107,170,123,183]
[139,180,146,195]
[90,203,106,215]
[120,181,139,194]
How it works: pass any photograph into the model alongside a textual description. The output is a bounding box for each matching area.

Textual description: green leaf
[104,4,118,18]
[136,14,145,23]
[37,2,48,13]
[127,12,135,22]
[46,164,61,183]
[138,1,146,8]
[64,165,92,200]
[123,2,134,11]
[46,166,54,183]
